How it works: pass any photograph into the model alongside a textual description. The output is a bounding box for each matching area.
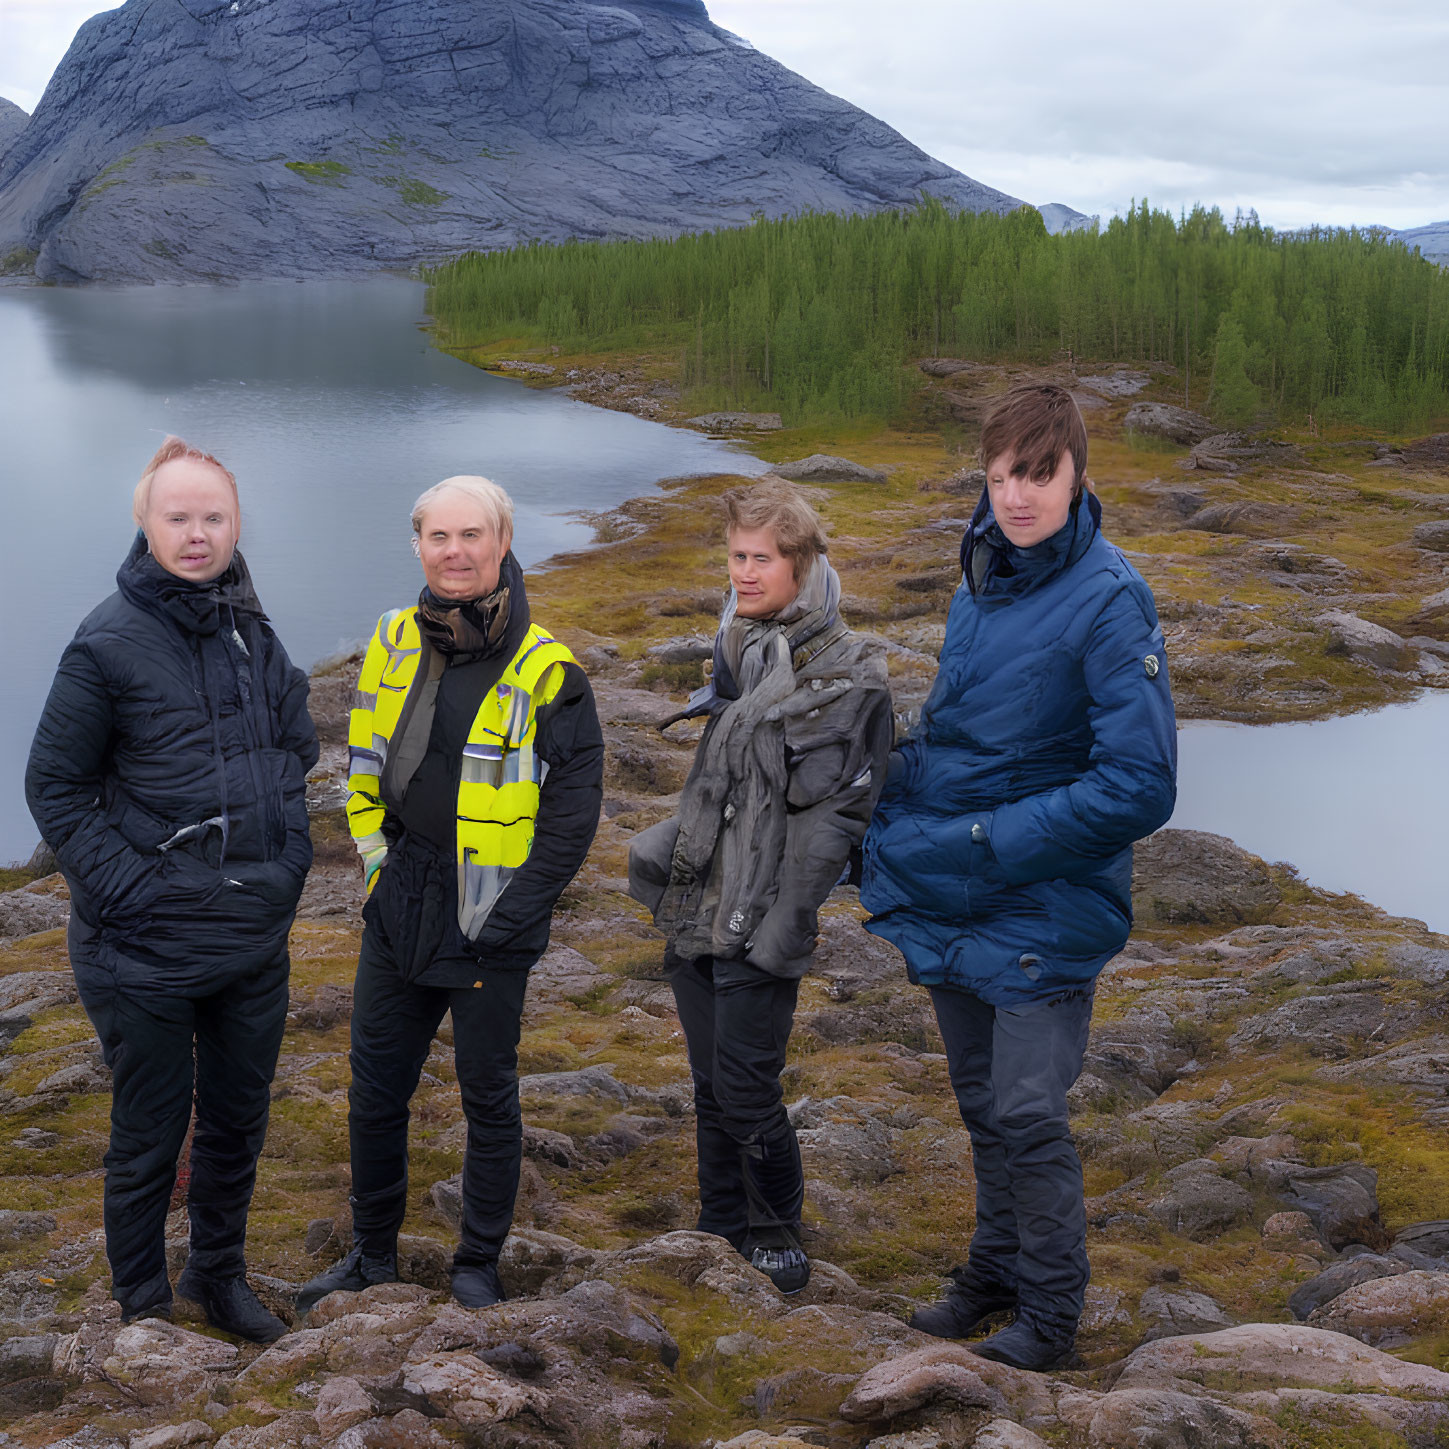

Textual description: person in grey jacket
[629,479,893,1293]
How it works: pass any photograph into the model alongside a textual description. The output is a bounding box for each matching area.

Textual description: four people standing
[27,407,1174,1367]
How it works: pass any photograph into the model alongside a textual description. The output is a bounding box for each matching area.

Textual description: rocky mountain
[0,0,1021,283]
[0,98,27,163]
[1037,201,1096,235]
[1397,219,1449,266]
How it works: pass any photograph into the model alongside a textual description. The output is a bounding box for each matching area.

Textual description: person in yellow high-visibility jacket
[298,476,602,1313]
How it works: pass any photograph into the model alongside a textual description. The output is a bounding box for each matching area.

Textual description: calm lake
[1171,694,1449,935]
[1,280,1443,936]
[0,278,767,862]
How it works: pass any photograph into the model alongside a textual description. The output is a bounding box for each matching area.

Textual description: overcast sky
[2,0,1445,230]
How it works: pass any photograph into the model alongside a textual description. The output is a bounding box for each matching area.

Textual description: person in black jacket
[297,475,603,1315]
[25,438,317,1342]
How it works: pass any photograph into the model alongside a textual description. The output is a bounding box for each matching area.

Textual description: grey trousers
[929,983,1095,1340]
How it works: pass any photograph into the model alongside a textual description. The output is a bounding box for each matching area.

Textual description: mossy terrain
[1,349,1446,1446]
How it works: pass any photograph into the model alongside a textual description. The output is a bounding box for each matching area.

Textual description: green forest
[426,201,1449,432]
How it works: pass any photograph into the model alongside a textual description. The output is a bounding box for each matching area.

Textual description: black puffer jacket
[25,535,318,994]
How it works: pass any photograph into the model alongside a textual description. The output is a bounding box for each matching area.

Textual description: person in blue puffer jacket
[861,384,1177,1371]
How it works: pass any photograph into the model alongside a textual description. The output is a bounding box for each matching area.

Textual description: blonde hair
[411,475,514,552]
[133,437,239,525]
[723,478,828,581]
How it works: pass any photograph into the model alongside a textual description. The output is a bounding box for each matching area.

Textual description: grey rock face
[0,0,1020,282]
[1036,201,1095,235]
[1412,520,1449,552]
[0,99,26,165]
[1288,1254,1408,1321]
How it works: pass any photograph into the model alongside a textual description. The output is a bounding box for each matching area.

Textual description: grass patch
[380,174,448,207]
[285,160,352,186]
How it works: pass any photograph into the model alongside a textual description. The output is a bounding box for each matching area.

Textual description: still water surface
[0,278,767,861]
[1170,694,1449,935]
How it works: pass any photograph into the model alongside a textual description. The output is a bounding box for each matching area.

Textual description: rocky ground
[2,361,1448,1447]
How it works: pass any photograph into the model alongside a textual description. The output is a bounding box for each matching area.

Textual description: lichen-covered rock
[1147,1163,1254,1240]
[1287,1254,1408,1321]
[1124,403,1217,445]
[99,1321,239,1407]
[1307,1269,1449,1347]
[401,1350,548,1427]
[314,1375,374,1439]
[129,1422,212,1449]
[1114,1323,1449,1396]
[1080,1387,1270,1448]
[838,1345,1007,1423]
[0,888,70,941]
[972,1422,1052,1449]
[1138,1286,1234,1339]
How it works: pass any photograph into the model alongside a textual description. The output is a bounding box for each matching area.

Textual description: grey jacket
[628,625,893,978]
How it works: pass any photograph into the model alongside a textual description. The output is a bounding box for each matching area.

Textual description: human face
[142,458,240,584]
[985,448,1078,549]
[417,492,508,600]
[728,526,800,619]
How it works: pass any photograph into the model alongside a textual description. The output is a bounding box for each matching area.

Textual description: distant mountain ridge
[0,0,1021,282]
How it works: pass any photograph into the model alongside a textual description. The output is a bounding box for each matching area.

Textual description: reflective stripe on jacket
[346,608,575,938]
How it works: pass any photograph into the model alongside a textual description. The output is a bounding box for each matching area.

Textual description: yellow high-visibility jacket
[346,608,575,939]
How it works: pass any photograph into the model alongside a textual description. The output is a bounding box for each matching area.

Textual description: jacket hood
[116,530,266,636]
[961,487,1102,597]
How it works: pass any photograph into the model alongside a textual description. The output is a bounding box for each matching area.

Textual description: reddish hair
[133,437,240,525]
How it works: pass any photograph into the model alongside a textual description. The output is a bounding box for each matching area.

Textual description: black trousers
[78,959,289,1317]
[347,925,529,1268]
[670,954,803,1252]
[929,983,1095,1340]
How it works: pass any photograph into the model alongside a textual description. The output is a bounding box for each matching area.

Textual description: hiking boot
[749,1243,811,1295]
[176,1268,288,1344]
[121,1297,173,1325]
[970,1318,1077,1372]
[450,1261,505,1310]
[909,1274,1018,1339]
[295,1245,398,1316]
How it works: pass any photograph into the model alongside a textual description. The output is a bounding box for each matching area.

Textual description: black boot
[295,1244,399,1316]
[175,1267,288,1344]
[971,1317,1077,1372]
[909,1269,1018,1339]
[450,1261,505,1309]
[748,1242,811,1294]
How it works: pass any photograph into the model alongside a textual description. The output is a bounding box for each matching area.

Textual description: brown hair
[722,478,828,582]
[133,437,239,525]
[980,384,1088,495]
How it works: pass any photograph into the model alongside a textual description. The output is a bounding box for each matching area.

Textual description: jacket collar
[116,531,265,636]
[960,487,1101,597]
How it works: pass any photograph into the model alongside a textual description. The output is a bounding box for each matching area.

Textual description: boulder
[1308,1269,1449,1347]
[1132,830,1281,927]
[130,1424,213,1449]
[1278,1162,1384,1250]
[1226,988,1410,1060]
[773,455,888,485]
[1411,520,1449,552]
[1148,1164,1254,1241]
[0,887,70,940]
[1125,403,1217,445]
[402,1351,548,1428]
[838,1345,1005,1422]
[1113,1323,1449,1397]
[974,1423,1052,1449]
[645,634,713,665]
[314,1375,374,1440]
[1393,1221,1449,1261]
[99,1320,239,1406]
[1316,611,1412,670]
[0,0,1020,282]
[1082,1387,1267,1448]
[1180,501,1298,534]
[1138,1286,1234,1339]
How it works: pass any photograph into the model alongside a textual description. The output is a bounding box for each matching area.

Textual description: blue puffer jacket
[860,490,1177,1005]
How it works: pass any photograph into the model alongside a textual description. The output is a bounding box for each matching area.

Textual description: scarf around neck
[415,550,524,658]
